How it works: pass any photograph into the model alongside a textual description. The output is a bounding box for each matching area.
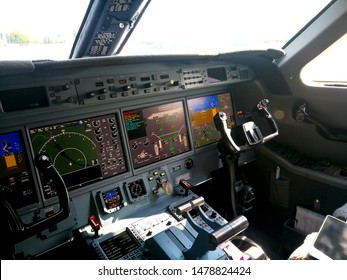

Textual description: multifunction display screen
[0,131,38,208]
[187,93,234,148]
[123,101,190,169]
[29,114,127,198]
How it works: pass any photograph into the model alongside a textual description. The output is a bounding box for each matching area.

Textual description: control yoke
[214,99,279,154]
[2,152,70,244]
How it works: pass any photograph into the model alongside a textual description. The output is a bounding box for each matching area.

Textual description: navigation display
[29,114,127,198]
[123,101,190,169]
[187,93,234,148]
[0,131,38,208]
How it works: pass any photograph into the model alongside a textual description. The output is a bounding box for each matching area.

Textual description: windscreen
[0,0,331,60]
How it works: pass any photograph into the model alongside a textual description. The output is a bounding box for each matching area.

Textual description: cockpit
[1,0,346,267]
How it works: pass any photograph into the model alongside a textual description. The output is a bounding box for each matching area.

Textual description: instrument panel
[0,55,259,258]
[0,58,254,213]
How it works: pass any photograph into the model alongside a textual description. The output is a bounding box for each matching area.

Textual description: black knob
[66,97,74,103]
[86,92,95,98]
[121,85,131,91]
[184,158,193,169]
[34,152,52,169]
[99,88,107,94]
[168,80,179,86]
[144,82,153,88]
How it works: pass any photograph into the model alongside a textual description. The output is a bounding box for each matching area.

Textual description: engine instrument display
[123,101,190,169]
[29,114,127,198]
[0,131,38,208]
[187,93,234,148]
[126,179,147,202]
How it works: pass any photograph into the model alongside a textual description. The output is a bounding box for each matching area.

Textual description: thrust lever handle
[209,215,249,246]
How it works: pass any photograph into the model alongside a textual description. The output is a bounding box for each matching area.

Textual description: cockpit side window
[301,33,347,87]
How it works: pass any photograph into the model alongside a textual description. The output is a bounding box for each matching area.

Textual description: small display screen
[123,101,190,169]
[207,67,227,83]
[29,114,127,198]
[187,93,234,148]
[0,87,49,112]
[99,231,139,260]
[126,179,147,202]
[0,131,38,209]
[102,187,123,210]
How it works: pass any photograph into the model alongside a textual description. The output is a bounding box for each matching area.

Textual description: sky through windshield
[0,0,331,60]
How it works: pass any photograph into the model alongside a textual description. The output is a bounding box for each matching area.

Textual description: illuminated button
[148,177,154,181]
[153,171,158,176]
[160,172,165,177]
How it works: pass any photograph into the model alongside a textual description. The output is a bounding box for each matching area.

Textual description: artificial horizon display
[187,92,234,148]
[0,131,38,208]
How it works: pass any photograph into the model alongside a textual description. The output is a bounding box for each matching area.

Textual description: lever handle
[179,179,192,196]
[209,215,249,246]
